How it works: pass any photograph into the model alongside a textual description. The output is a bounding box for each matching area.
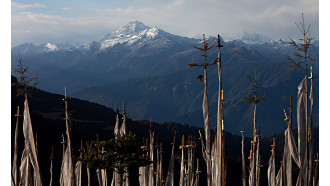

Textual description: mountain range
[11,20,319,136]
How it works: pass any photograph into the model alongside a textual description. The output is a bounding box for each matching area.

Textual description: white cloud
[11,2,45,11]
[13,12,105,25]
[60,7,72,10]
[11,12,119,46]
[96,7,136,17]
[92,0,318,40]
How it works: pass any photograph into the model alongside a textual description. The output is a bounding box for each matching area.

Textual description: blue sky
[11,0,319,46]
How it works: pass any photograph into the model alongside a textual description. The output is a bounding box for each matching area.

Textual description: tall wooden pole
[301,15,310,185]
[305,65,314,186]
[189,34,215,186]
[289,95,293,129]
[216,34,225,186]
[63,87,74,185]
[49,146,53,186]
[289,96,294,185]
[256,126,261,186]
[13,106,21,186]
[241,130,247,186]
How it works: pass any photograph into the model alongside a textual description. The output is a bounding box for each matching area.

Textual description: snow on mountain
[110,20,150,37]
[99,20,176,50]
[74,41,101,52]
[12,20,196,56]
[146,27,159,38]
[240,31,271,44]
[45,42,58,51]
[99,20,197,50]
[12,42,75,55]
[100,20,151,49]
[222,31,271,44]
[13,21,316,58]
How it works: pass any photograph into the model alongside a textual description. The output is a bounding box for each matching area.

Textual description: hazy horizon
[11,20,310,48]
[11,0,319,47]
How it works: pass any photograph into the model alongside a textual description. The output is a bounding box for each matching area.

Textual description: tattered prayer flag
[22,97,42,186]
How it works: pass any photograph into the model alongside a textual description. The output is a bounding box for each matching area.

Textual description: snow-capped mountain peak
[146,26,159,38]
[12,21,199,54]
[116,20,150,36]
[45,42,58,51]
[103,20,150,39]
[100,21,163,50]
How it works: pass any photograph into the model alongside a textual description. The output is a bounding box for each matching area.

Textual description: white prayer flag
[284,129,292,186]
[60,147,72,186]
[211,134,218,186]
[114,111,120,137]
[156,147,160,186]
[138,166,147,186]
[22,97,42,186]
[101,169,108,186]
[267,148,275,186]
[148,132,154,186]
[255,141,260,186]
[96,169,102,186]
[158,147,163,186]
[119,113,126,136]
[275,164,283,186]
[179,140,184,186]
[248,142,255,186]
[202,68,212,186]
[74,161,82,186]
[297,77,307,186]
[297,77,307,156]
[19,148,30,186]
[112,111,120,186]
[165,145,175,186]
